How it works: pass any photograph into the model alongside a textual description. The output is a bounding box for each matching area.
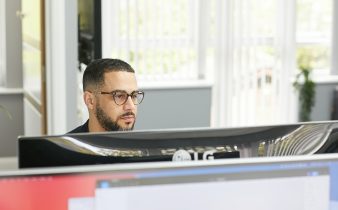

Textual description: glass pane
[296,0,332,73]
[297,0,332,39]
[22,0,42,102]
[297,45,330,72]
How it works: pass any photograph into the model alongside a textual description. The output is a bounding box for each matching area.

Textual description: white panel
[276,0,297,123]
[45,0,78,134]
[332,0,338,75]
[0,0,6,87]
[24,98,41,136]
[212,0,298,127]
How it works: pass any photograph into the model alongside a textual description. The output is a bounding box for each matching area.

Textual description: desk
[0,157,18,170]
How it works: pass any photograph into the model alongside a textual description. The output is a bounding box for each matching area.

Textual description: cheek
[101,100,122,120]
[110,107,124,121]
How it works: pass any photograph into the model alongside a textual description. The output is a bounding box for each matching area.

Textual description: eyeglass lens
[114,91,144,105]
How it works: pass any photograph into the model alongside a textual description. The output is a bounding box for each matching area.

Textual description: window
[101,0,336,127]
[296,0,332,75]
[102,0,209,82]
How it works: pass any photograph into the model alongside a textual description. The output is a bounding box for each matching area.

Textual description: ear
[83,91,96,110]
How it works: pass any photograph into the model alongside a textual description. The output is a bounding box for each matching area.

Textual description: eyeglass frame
[98,90,145,105]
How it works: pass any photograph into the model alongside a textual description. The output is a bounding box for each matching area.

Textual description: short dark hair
[83,58,135,91]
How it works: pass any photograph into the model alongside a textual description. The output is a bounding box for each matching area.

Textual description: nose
[123,96,136,110]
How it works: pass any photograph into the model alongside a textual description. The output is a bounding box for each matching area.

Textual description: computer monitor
[18,121,338,168]
[1,154,338,210]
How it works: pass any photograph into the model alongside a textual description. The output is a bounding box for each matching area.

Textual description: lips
[120,112,135,123]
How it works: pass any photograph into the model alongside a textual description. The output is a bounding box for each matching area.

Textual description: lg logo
[172,149,215,162]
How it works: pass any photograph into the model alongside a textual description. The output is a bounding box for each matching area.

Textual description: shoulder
[67,120,89,133]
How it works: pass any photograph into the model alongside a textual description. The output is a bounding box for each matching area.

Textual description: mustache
[120,112,135,118]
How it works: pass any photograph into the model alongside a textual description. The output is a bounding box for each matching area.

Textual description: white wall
[0,91,23,157]
[0,0,24,157]
[136,85,212,130]
[311,79,338,121]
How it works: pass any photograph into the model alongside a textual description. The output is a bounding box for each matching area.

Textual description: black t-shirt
[67,120,89,133]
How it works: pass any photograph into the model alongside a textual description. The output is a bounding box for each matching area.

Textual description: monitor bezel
[3,153,338,177]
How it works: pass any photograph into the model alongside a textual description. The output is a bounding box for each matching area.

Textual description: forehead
[102,71,138,91]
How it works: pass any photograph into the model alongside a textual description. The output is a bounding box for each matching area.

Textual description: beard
[95,104,135,131]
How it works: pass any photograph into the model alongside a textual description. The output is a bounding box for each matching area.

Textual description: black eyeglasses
[99,90,145,105]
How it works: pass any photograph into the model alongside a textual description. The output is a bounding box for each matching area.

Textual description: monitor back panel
[18,121,338,168]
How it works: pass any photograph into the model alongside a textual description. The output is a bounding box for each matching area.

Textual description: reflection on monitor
[18,121,338,168]
[1,154,338,210]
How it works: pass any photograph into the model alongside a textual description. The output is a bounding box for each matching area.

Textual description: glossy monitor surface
[18,121,338,168]
[2,154,338,210]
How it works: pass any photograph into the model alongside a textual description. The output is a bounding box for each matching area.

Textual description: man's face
[94,71,139,131]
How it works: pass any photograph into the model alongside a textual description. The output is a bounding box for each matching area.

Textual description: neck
[88,117,106,132]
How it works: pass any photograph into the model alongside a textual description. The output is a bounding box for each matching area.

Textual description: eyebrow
[106,89,140,93]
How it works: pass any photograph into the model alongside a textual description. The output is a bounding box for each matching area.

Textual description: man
[68,58,144,133]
